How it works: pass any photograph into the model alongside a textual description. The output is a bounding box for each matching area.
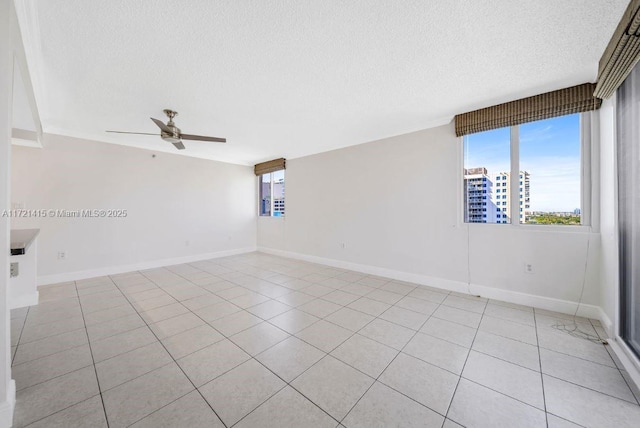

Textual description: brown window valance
[254,158,286,176]
[594,0,640,99]
[454,83,602,137]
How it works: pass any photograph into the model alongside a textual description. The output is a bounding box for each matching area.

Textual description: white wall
[11,134,257,283]
[258,122,602,316]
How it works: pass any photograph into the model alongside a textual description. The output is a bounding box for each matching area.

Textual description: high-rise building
[464,168,530,223]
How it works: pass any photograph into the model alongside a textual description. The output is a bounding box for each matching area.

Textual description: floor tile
[544,375,640,428]
[343,381,444,428]
[325,307,374,332]
[404,332,469,374]
[347,297,391,317]
[537,327,614,367]
[181,293,223,311]
[292,355,374,420]
[484,303,535,326]
[13,366,100,427]
[83,304,137,326]
[102,363,194,428]
[19,316,85,344]
[161,324,224,359]
[26,395,107,428]
[472,330,540,371]
[95,342,173,391]
[131,295,177,312]
[296,320,354,352]
[229,322,289,356]
[379,352,458,414]
[442,418,464,428]
[274,291,316,307]
[210,310,262,336]
[395,296,438,316]
[546,414,582,427]
[269,309,320,334]
[379,306,428,330]
[130,391,224,427]
[408,287,448,304]
[447,379,546,428]
[419,317,476,348]
[13,328,88,365]
[91,326,157,362]
[331,334,398,378]
[235,386,336,428]
[137,302,190,324]
[358,318,415,350]
[200,359,286,426]
[322,290,360,306]
[193,301,242,322]
[300,284,334,297]
[247,299,292,319]
[479,315,538,345]
[366,289,403,305]
[13,344,93,391]
[256,336,325,382]
[298,299,342,318]
[87,313,145,342]
[443,294,487,314]
[432,305,482,329]
[341,283,376,297]
[177,339,250,386]
[540,348,636,402]
[462,351,544,409]
[229,292,271,309]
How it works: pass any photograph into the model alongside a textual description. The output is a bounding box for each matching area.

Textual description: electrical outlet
[524,263,534,274]
[10,262,18,278]
[340,243,347,249]
[58,251,67,260]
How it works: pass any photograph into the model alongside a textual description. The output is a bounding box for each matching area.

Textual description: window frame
[460,112,592,229]
[259,170,285,217]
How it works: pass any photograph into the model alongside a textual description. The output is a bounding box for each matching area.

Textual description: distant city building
[260,178,285,216]
[464,168,530,223]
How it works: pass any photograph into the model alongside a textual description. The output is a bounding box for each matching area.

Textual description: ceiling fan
[106,109,226,150]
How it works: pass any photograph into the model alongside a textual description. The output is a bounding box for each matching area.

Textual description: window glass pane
[463,127,511,223]
[260,173,271,216]
[272,170,285,217]
[520,114,581,225]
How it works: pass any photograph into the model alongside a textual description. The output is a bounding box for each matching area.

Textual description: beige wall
[258,122,603,316]
[11,134,257,282]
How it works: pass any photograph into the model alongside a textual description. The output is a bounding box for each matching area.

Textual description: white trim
[10,291,38,309]
[37,247,256,286]
[0,380,16,428]
[608,337,640,393]
[257,246,604,320]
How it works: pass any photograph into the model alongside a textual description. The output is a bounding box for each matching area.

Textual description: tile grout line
[442,298,487,426]
[532,307,549,428]
[73,279,111,428]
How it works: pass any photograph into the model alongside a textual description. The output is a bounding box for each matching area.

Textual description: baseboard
[257,246,604,321]
[608,338,640,392]
[37,247,257,286]
[10,291,38,309]
[0,380,16,428]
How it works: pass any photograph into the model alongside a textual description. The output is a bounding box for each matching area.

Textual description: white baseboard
[37,247,257,286]
[10,292,38,309]
[0,380,16,428]
[608,338,640,392]
[258,246,604,321]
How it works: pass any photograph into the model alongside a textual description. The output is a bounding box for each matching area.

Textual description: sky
[464,113,581,212]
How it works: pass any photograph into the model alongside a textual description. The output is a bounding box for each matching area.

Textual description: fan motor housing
[161,127,181,143]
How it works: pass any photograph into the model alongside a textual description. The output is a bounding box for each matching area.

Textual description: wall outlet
[524,263,534,274]
[58,251,67,260]
[10,262,18,278]
[340,243,347,249]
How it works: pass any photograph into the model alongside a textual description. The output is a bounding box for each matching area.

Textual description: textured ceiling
[16,0,627,165]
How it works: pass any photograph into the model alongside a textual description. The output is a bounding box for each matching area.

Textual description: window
[260,170,285,217]
[463,113,584,225]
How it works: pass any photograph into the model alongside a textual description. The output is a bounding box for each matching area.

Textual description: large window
[260,170,285,217]
[463,113,583,225]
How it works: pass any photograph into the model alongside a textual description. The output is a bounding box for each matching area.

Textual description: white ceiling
[15,0,627,165]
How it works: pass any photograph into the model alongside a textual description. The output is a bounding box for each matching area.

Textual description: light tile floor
[9,252,640,427]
